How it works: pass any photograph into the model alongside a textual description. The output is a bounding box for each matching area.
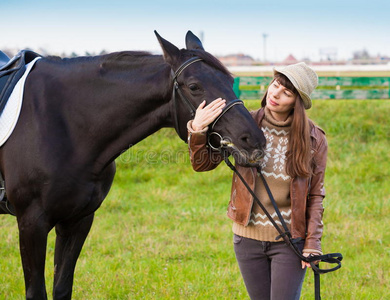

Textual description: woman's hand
[191,98,226,131]
[301,252,320,269]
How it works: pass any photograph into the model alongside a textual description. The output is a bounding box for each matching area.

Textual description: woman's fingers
[208,98,226,109]
[202,98,226,121]
[301,253,320,269]
[197,100,206,110]
[192,98,226,131]
[301,261,310,269]
[202,98,226,116]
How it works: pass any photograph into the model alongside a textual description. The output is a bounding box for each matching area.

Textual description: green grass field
[0,100,389,299]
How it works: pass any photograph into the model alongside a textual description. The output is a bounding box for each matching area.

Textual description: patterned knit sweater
[233,107,293,242]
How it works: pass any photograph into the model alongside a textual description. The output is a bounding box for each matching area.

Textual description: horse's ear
[154,30,180,66]
[185,31,204,51]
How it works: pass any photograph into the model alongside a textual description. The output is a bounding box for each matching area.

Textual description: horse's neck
[57,56,173,173]
[97,61,172,141]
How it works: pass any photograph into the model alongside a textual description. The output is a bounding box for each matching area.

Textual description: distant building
[217,53,255,66]
[282,54,298,65]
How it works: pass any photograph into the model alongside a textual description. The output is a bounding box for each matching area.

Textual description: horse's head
[155,30,266,167]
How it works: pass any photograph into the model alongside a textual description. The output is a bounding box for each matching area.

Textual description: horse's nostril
[241,134,250,144]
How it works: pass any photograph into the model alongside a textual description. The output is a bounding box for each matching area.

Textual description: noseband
[170,56,243,142]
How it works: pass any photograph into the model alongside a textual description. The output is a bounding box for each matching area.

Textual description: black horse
[0,31,265,299]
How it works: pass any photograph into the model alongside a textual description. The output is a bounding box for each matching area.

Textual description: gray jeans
[233,234,306,300]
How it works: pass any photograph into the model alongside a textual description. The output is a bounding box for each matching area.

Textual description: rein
[220,148,342,300]
[170,57,243,137]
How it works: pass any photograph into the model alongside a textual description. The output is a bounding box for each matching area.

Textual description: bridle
[170,56,243,143]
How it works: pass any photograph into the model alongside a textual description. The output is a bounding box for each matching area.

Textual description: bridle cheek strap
[170,57,203,136]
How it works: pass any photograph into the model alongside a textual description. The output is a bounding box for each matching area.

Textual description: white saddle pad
[0,57,41,147]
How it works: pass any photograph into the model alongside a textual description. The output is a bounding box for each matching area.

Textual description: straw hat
[273,62,318,109]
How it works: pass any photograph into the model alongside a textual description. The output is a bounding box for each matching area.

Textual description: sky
[0,0,389,62]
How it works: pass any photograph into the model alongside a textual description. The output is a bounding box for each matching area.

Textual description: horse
[0,31,266,299]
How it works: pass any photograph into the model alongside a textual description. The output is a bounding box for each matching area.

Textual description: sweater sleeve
[187,120,224,172]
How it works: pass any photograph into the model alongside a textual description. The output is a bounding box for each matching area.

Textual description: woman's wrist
[187,120,208,133]
[303,249,323,255]
[192,122,204,131]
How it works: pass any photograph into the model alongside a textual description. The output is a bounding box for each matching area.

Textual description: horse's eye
[188,84,200,91]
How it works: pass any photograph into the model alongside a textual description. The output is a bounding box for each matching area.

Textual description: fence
[233,76,390,100]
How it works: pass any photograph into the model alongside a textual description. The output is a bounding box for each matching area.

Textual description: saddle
[0,50,41,116]
[0,51,10,67]
[0,50,39,215]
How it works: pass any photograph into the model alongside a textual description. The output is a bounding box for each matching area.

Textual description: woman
[187,62,327,300]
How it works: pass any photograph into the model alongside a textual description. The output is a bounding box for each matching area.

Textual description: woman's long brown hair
[261,73,313,178]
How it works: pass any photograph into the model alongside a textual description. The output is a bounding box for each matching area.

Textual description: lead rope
[221,149,342,300]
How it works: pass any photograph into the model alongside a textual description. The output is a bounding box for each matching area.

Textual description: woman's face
[266,79,297,121]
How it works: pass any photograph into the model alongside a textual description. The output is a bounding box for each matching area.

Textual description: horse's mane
[43,51,153,65]
[45,50,231,77]
[101,50,232,77]
[99,51,163,70]
[102,51,152,61]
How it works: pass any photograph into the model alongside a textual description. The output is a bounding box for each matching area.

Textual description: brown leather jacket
[187,108,328,253]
